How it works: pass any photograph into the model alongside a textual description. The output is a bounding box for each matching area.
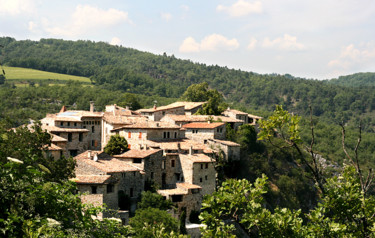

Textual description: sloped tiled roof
[176,183,202,189]
[115,149,162,159]
[146,139,213,153]
[112,121,180,130]
[75,151,140,173]
[224,109,248,115]
[162,115,242,123]
[182,122,224,129]
[51,134,67,142]
[74,175,112,184]
[210,139,240,147]
[137,104,184,113]
[47,143,63,151]
[165,101,206,110]
[42,125,89,133]
[180,153,215,163]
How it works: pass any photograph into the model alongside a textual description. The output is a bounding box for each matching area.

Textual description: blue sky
[1,0,375,79]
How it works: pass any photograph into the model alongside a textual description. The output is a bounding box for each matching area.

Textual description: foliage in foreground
[200,166,375,237]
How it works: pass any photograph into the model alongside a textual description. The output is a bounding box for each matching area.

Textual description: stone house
[183,122,226,142]
[158,183,203,220]
[223,108,262,125]
[161,101,206,115]
[41,103,103,157]
[74,151,143,217]
[114,149,165,189]
[137,104,185,121]
[161,114,243,129]
[206,138,241,161]
[110,120,182,149]
[179,153,216,196]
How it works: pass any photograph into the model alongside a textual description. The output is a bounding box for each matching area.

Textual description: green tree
[104,134,129,155]
[137,191,173,211]
[129,208,179,238]
[181,82,226,115]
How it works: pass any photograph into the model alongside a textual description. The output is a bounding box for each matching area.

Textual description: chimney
[177,142,181,152]
[125,105,130,110]
[153,104,157,109]
[90,101,94,112]
[189,146,193,155]
[207,121,211,124]
[60,105,67,113]
[87,150,92,158]
[93,153,98,161]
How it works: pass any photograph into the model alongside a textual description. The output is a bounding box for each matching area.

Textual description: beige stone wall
[82,118,102,150]
[185,126,226,142]
[207,140,240,161]
[56,132,89,156]
[143,150,165,187]
[111,171,144,199]
[192,162,216,196]
[180,157,194,185]
[163,154,183,187]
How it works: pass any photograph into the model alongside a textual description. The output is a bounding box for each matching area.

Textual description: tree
[258,105,326,194]
[104,134,129,155]
[137,191,173,211]
[181,82,226,115]
[129,208,179,238]
[199,167,375,237]
[0,124,130,237]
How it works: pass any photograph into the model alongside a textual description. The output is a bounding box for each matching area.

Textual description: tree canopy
[104,134,129,155]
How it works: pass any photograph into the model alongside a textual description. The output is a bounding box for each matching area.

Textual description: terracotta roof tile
[158,188,188,196]
[112,121,180,130]
[74,175,112,184]
[162,115,242,123]
[114,149,162,159]
[46,143,63,151]
[176,183,202,189]
[75,151,140,173]
[165,101,206,110]
[182,122,224,129]
[180,153,215,163]
[51,134,67,142]
[224,109,248,115]
[210,139,240,147]
[137,104,184,113]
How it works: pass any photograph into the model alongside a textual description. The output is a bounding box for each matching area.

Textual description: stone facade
[183,122,226,143]
[207,139,241,161]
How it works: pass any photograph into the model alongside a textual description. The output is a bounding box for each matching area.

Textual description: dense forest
[2,37,375,128]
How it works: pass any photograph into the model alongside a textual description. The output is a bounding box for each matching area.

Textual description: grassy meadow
[2,66,91,84]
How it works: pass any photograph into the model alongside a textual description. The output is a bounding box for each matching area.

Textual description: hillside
[1,37,375,128]
[327,72,375,87]
[2,66,91,85]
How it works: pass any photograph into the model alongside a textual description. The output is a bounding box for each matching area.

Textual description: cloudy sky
[1,0,375,79]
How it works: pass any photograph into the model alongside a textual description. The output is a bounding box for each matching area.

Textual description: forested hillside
[2,37,375,129]
[328,72,375,87]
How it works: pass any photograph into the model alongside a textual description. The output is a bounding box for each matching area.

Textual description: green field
[2,66,91,83]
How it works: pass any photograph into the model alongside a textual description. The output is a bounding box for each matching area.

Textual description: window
[205,175,208,180]
[128,132,131,138]
[67,122,70,127]
[92,126,95,133]
[172,195,183,202]
[192,189,199,194]
[151,172,154,179]
[74,122,77,127]
[60,122,64,126]
[69,150,78,157]
[199,177,203,183]
[201,164,203,169]
[68,133,72,142]
[174,132,177,138]
[91,186,97,194]
[139,132,142,139]
[107,184,114,193]
[91,140,95,146]
[162,160,166,169]
[171,160,175,167]
[122,173,126,178]
[133,158,142,163]
[192,129,198,134]
[79,133,83,142]
[205,163,208,169]
[163,131,170,138]
[130,188,134,197]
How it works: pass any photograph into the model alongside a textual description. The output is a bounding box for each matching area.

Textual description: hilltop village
[40,101,261,224]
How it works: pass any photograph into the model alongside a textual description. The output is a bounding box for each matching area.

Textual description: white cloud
[179,34,239,53]
[217,0,262,17]
[0,0,36,15]
[247,37,257,50]
[161,12,172,21]
[262,34,305,51]
[45,5,131,37]
[328,43,375,70]
[110,37,122,46]
[28,21,37,32]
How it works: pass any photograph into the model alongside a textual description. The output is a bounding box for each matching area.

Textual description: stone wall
[192,162,216,196]
[207,140,241,161]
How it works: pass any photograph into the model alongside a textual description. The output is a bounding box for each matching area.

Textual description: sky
[1,0,375,80]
